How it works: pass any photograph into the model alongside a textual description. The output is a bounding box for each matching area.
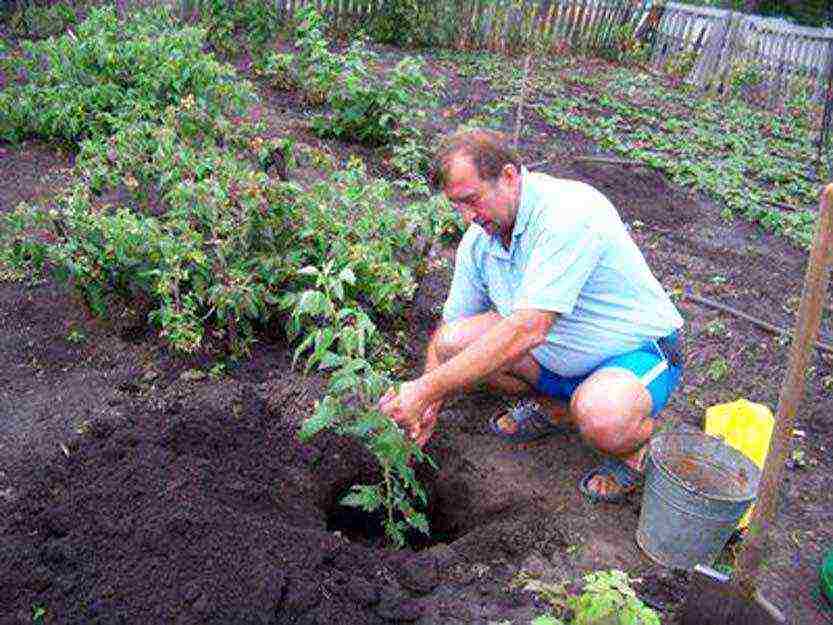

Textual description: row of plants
[436,49,820,248]
[0,4,453,548]
[0,4,252,144]
[539,68,819,246]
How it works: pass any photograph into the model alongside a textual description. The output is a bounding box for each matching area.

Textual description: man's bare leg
[431,314,661,498]
[431,312,572,427]
[569,367,655,498]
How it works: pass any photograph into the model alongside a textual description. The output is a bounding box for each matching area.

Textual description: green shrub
[254,50,296,91]
[255,7,436,147]
[189,0,282,59]
[0,5,253,144]
[312,48,434,146]
[366,0,463,49]
[2,0,79,40]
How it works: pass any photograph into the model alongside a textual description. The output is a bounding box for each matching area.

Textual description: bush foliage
[1,4,452,547]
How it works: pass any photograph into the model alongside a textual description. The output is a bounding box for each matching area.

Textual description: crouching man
[380,128,684,503]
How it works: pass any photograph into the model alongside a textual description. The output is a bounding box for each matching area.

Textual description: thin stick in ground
[514,53,533,149]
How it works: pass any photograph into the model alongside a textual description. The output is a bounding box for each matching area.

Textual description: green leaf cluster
[520,570,660,625]
[571,570,660,625]
[0,5,254,145]
[253,7,436,146]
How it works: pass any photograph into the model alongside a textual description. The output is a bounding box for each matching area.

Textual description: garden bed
[1,5,833,624]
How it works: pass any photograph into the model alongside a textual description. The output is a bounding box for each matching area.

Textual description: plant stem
[513,53,532,149]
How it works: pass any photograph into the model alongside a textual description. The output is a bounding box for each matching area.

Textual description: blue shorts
[534,332,683,418]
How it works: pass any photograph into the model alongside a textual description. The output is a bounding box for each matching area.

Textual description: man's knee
[570,369,653,451]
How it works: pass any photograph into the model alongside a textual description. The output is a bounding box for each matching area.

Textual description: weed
[704,319,729,338]
[66,328,86,344]
[32,605,47,622]
[706,356,730,382]
[515,569,660,625]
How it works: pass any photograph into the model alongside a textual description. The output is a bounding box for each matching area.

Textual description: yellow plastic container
[704,399,775,528]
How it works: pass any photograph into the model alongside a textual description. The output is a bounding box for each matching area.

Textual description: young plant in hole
[299,367,435,549]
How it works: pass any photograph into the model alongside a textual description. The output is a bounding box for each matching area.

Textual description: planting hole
[325,485,458,550]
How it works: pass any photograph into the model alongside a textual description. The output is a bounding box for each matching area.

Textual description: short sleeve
[514,222,604,315]
[442,234,491,323]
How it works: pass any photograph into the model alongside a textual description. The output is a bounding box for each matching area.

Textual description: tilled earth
[1,47,832,625]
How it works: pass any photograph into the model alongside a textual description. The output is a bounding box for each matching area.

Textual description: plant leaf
[298,397,339,442]
[340,484,383,512]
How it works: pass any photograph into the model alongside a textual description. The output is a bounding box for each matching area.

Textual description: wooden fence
[255,0,643,54]
[649,2,833,106]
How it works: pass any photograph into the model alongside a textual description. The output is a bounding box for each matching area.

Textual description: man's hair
[431,127,522,189]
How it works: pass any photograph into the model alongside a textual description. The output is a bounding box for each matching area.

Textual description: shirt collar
[486,166,531,259]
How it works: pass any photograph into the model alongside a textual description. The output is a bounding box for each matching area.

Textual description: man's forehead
[444,152,480,188]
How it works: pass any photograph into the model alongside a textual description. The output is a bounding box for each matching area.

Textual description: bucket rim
[648,430,761,502]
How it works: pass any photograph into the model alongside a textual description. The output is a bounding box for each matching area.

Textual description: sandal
[579,456,644,504]
[489,400,570,444]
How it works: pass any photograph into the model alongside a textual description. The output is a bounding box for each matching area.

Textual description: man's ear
[501,163,518,180]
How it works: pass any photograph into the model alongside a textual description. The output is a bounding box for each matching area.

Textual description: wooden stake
[733,184,833,598]
[514,53,533,149]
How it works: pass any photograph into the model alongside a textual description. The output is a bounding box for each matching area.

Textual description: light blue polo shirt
[442,168,684,377]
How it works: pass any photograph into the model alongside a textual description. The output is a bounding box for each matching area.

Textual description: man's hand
[378,380,441,447]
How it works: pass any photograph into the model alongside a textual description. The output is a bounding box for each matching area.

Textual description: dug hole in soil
[0,333,602,625]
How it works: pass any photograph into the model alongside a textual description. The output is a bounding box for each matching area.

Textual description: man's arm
[424,324,443,375]
[416,308,555,405]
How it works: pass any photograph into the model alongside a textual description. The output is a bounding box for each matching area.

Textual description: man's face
[443,153,520,242]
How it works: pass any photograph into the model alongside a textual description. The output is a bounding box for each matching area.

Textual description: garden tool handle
[734,184,833,594]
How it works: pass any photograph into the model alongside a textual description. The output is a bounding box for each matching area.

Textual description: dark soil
[1,43,832,625]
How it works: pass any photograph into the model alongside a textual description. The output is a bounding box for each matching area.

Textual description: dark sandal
[579,457,644,504]
[489,400,569,444]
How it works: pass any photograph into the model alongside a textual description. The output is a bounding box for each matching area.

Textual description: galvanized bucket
[636,429,761,570]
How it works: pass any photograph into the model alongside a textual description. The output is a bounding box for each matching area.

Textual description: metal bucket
[636,429,761,570]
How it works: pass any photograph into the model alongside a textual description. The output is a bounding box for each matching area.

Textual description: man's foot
[579,446,648,503]
[490,399,571,444]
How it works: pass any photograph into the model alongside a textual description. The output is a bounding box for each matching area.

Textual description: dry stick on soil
[572,155,642,166]
[684,292,833,355]
[737,185,833,618]
[527,155,644,169]
[513,53,533,149]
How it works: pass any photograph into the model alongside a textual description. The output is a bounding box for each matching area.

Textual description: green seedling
[706,357,730,382]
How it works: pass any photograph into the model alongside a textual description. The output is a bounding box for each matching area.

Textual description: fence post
[711,10,741,98]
